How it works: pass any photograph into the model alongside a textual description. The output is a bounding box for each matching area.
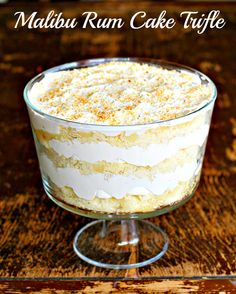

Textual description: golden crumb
[29,61,213,125]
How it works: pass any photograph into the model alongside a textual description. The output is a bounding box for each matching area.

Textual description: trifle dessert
[25,59,216,214]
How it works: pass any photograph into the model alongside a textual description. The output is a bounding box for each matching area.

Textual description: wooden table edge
[0,277,235,293]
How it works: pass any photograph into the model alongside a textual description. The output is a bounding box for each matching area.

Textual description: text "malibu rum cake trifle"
[27,60,215,214]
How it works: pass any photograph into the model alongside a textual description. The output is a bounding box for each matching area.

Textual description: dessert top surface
[29,61,213,125]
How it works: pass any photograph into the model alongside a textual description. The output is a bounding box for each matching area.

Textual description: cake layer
[31,107,209,148]
[45,126,207,166]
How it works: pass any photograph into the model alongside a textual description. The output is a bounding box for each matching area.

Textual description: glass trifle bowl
[24,58,217,269]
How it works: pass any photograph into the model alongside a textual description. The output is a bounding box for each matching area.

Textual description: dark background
[0,1,235,292]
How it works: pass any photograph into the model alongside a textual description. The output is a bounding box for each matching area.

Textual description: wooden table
[0,1,235,293]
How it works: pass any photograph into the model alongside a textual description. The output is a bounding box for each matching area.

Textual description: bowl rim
[23,57,217,130]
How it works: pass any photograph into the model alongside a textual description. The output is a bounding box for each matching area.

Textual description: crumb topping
[29,61,213,125]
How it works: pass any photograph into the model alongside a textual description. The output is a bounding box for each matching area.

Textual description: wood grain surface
[0,1,236,292]
[0,278,236,293]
